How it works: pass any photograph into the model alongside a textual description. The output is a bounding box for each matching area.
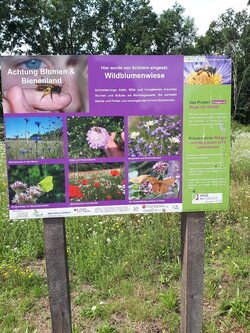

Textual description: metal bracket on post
[181,212,205,333]
[43,218,72,333]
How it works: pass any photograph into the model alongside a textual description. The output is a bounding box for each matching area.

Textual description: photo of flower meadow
[5,116,64,160]
[129,160,180,200]
[128,115,181,157]
[67,116,124,158]
[69,163,125,202]
[8,164,65,205]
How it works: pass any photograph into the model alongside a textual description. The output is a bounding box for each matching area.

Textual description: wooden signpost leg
[43,218,72,333]
[181,212,205,333]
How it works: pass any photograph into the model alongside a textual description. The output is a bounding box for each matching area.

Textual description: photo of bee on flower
[129,160,180,200]
[69,163,125,202]
[184,56,231,85]
[67,116,124,158]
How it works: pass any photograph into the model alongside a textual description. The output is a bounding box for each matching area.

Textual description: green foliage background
[0,1,249,123]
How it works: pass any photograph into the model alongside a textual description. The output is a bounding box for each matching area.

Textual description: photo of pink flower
[67,116,124,158]
[86,127,110,149]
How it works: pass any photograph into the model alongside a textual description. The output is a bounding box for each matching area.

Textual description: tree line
[0,0,249,123]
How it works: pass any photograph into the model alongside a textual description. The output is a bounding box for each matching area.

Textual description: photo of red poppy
[69,185,84,199]
[110,170,120,177]
[69,162,125,202]
[82,179,89,185]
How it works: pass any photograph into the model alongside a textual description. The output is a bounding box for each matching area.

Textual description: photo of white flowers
[128,115,181,158]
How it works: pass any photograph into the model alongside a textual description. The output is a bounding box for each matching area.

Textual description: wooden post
[43,218,72,333]
[181,212,205,333]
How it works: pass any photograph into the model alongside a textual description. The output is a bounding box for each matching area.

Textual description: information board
[1,55,231,219]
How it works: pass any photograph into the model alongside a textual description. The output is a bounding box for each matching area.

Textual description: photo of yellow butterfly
[38,176,54,192]
[130,175,176,195]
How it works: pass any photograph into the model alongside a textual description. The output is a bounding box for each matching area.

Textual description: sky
[149,0,249,36]
[5,116,63,138]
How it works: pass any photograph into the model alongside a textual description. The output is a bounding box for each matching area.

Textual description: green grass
[0,126,249,332]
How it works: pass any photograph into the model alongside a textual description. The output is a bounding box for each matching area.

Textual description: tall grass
[0,125,249,333]
[231,130,250,181]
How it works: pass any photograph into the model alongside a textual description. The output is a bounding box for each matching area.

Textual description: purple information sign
[1,55,231,219]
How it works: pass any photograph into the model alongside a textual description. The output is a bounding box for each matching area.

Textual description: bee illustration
[36,83,64,100]
[195,65,216,77]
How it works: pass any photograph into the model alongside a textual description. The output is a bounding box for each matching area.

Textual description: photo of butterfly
[130,175,177,195]
[38,176,54,192]
[129,160,180,200]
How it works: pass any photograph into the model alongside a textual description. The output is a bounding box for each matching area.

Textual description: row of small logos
[9,204,183,220]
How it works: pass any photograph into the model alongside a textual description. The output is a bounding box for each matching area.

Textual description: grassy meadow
[6,139,64,160]
[0,124,249,333]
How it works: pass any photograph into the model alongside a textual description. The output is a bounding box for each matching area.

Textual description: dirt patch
[26,259,47,277]
[24,297,51,333]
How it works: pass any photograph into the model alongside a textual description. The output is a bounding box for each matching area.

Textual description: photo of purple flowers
[128,115,181,158]
[184,56,231,85]
[67,116,124,158]
[5,116,64,160]
[129,160,180,200]
[8,164,65,205]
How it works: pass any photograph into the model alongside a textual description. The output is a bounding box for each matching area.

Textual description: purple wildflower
[86,127,109,149]
[28,186,44,198]
[128,115,181,157]
[153,161,169,174]
[34,121,41,127]
[12,193,35,205]
[10,181,28,193]
[139,181,153,195]
[19,149,29,155]
[31,136,41,142]
[184,56,231,85]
